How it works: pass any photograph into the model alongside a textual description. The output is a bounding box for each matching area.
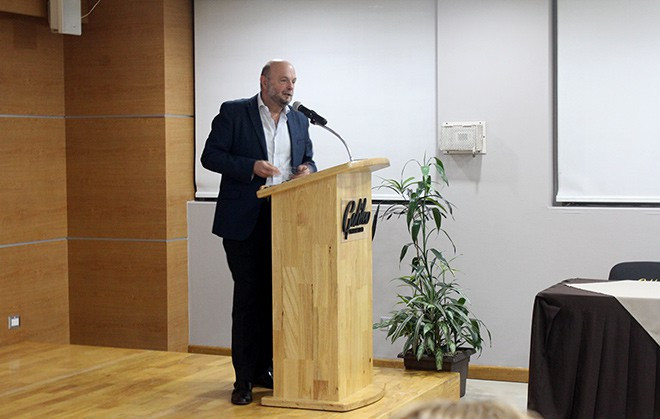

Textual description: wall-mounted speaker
[439,121,487,156]
[48,0,81,36]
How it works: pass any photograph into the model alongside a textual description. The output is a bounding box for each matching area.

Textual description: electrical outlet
[8,315,20,329]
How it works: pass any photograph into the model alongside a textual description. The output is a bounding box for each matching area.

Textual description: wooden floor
[0,342,459,418]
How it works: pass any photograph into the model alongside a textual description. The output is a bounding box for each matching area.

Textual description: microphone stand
[314,122,354,162]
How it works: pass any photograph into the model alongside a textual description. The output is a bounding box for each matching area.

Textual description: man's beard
[268,84,292,106]
[277,92,292,105]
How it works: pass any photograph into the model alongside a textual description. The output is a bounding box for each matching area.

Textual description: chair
[608,261,660,281]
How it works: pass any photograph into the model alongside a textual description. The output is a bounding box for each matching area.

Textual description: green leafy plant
[373,156,490,369]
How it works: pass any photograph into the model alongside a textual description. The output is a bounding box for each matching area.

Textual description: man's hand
[253,160,281,178]
[290,164,312,180]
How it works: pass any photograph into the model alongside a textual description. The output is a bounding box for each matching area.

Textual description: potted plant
[373,156,490,397]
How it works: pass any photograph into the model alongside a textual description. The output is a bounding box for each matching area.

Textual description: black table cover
[528,279,660,419]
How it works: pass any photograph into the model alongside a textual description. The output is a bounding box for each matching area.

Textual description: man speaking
[201,60,317,405]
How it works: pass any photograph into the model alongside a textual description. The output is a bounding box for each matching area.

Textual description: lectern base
[260,383,385,412]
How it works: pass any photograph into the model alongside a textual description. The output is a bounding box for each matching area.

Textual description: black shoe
[231,382,253,405]
[253,369,274,389]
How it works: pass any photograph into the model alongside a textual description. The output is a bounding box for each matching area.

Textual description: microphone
[293,101,353,161]
[292,101,327,126]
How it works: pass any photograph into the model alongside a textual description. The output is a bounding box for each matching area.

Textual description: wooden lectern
[257,157,390,412]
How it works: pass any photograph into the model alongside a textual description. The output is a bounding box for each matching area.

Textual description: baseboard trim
[372,358,528,383]
[467,364,528,383]
[373,357,404,369]
[188,345,528,384]
[188,345,231,356]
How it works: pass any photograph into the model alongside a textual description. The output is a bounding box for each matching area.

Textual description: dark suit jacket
[201,94,316,240]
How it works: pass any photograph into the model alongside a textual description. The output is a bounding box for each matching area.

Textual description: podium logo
[342,198,371,240]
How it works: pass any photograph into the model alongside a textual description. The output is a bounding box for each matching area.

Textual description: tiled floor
[462,379,529,412]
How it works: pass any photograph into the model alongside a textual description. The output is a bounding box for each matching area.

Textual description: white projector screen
[556,0,660,204]
[194,0,437,200]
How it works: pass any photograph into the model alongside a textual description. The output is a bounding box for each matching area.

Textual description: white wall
[189,0,660,369]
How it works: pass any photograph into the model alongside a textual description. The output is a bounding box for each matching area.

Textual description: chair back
[608,261,660,281]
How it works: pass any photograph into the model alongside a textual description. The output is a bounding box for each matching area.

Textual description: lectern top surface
[256,157,389,198]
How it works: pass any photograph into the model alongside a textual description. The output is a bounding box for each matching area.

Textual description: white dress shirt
[257,94,292,186]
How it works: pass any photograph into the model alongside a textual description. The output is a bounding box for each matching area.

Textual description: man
[201,60,316,405]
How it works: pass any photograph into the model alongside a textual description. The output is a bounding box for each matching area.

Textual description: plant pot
[399,348,476,397]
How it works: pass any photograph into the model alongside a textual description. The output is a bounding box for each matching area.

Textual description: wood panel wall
[1,0,193,351]
[0,7,69,346]
[65,0,193,352]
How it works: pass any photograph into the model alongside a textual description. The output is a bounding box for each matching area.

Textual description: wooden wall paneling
[166,240,188,351]
[68,239,169,350]
[66,117,167,239]
[0,241,69,345]
[0,118,67,245]
[0,11,64,115]
[162,0,194,352]
[64,1,193,352]
[165,117,193,239]
[0,0,46,18]
[64,0,165,116]
[1,0,193,351]
[163,0,194,116]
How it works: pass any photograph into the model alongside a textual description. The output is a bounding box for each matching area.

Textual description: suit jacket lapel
[247,94,268,159]
[287,109,302,165]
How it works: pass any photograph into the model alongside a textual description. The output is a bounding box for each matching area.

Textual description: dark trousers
[222,201,272,385]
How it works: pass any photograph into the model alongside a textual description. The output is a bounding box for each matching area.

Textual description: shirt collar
[258,93,290,115]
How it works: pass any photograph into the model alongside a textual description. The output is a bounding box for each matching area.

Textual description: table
[528,279,660,419]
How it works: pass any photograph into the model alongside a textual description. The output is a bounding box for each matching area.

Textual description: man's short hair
[261,62,271,79]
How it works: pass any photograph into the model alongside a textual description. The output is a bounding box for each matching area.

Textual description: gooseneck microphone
[292,101,327,126]
[292,101,354,161]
